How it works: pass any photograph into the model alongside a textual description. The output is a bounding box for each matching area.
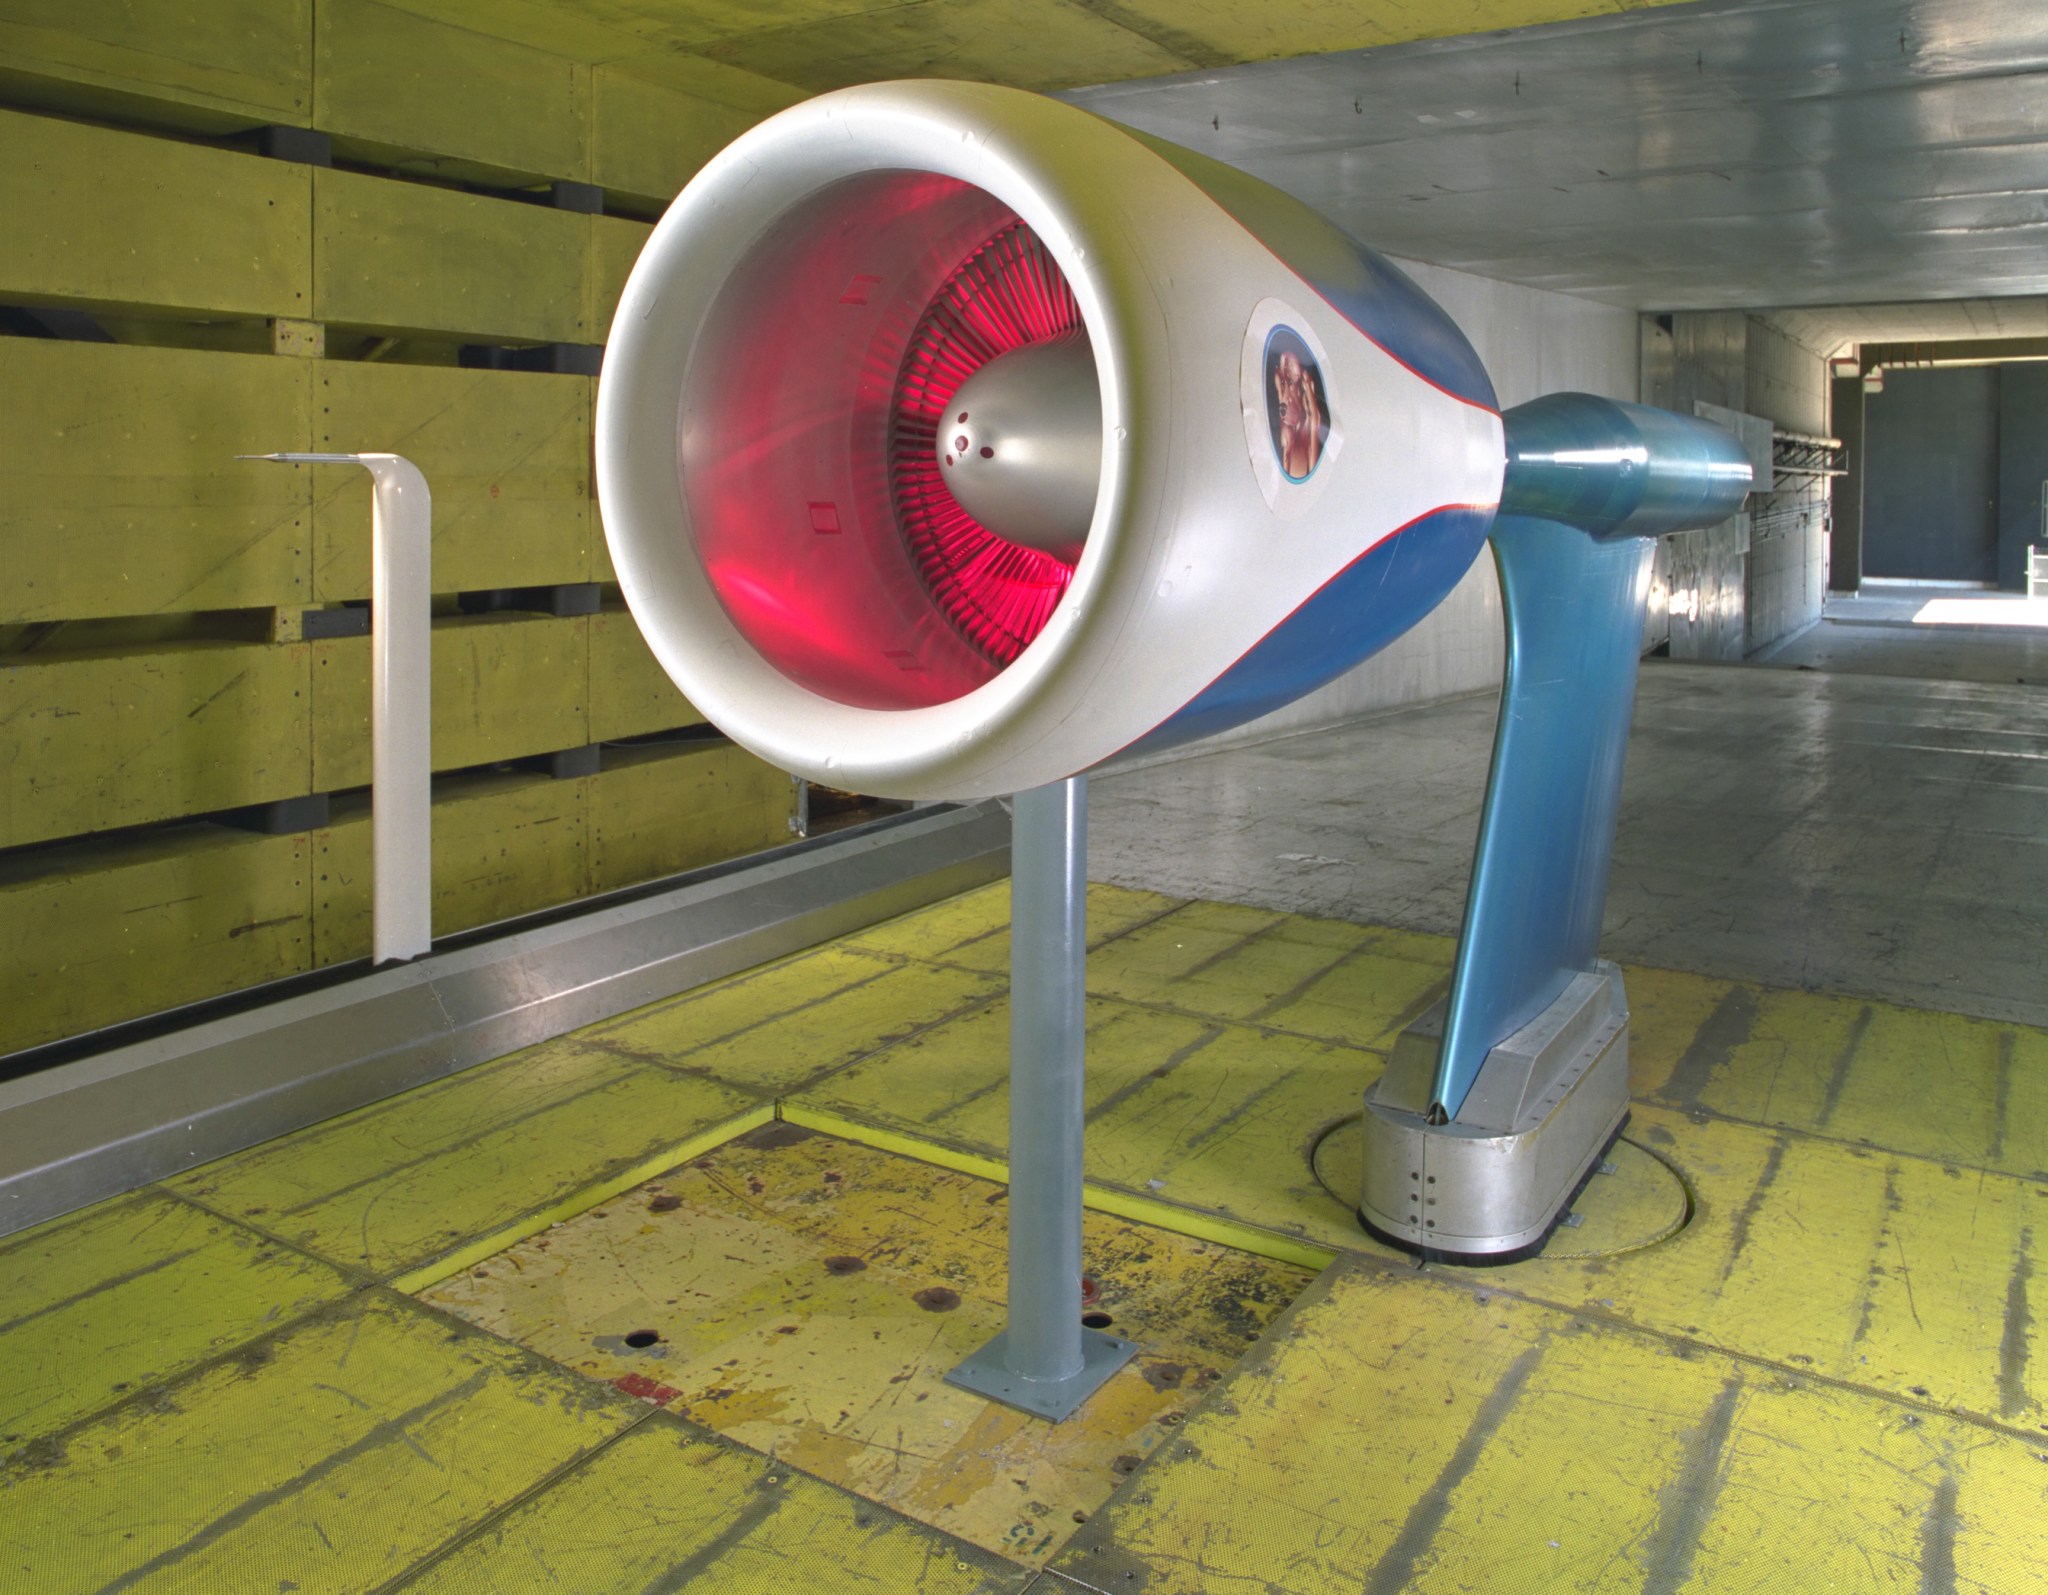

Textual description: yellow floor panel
[588,944,1006,1095]
[2,1291,647,1595]
[1047,1259,2048,1595]
[1497,1103,2047,1424]
[844,880,1182,974]
[4,880,2045,1590]
[794,988,1381,1261]
[811,889,2047,1434]
[393,1419,1028,1594]
[172,1027,770,1285]
[860,883,1452,1047]
[1629,965,2048,1179]
[420,1125,1314,1567]
[0,1188,355,1451]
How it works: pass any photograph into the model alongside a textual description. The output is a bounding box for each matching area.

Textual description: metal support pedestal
[947,778,1136,1421]
[1359,963,1630,1262]
[1357,395,1751,1264]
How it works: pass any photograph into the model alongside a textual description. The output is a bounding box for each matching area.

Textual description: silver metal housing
[1360,963,1631,1259]
[938,334,1101,562]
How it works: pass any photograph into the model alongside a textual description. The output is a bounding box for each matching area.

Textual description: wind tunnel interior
[679,171,1099,711]
[11,5,2048,1585]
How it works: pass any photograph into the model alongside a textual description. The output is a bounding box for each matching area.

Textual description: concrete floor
[1754,587,2048,686]
[1092,657,2048,1030]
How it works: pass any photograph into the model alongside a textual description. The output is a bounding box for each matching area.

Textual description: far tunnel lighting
[1912,596,2048,629]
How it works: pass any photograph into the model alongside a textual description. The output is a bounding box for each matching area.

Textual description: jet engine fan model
[596,81,1749,1414]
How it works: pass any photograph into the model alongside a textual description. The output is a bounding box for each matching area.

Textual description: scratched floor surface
[420,1124,1314,1566]
[1,881,2043,1591]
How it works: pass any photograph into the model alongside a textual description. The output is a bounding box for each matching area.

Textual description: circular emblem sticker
[1241,299,1341,517]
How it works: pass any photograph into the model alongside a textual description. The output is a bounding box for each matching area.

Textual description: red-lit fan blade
[890,221,1084,668]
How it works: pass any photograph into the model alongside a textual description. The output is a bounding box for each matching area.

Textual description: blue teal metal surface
[1430,397,1749,1118]
[1128,505,1495,759]
[1499,393,1752,542]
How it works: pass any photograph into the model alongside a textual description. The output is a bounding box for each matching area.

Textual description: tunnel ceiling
[1758,297,2048,359]
[1064,0,2048,315]
[387,1,2048,332]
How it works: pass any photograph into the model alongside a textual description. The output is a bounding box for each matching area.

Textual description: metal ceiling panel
[1762,297,2048,355]
[1062,0,2048,312]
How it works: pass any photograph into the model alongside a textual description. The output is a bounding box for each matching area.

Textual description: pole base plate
[945,1326,1138,1422]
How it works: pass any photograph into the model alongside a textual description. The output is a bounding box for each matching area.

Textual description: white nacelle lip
[597,82,1141,799]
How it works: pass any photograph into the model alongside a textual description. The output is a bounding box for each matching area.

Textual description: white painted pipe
[243,452,432,964]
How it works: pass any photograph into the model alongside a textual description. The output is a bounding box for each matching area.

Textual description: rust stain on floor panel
[419,1124,1313,1565]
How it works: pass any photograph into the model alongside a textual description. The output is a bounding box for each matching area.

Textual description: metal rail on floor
[0,802,1011,1239]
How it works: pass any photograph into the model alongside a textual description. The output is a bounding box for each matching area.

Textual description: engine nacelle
[596,80,1503,800]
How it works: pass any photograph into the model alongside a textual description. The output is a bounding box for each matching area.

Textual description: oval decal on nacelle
[1241,300,1343,516]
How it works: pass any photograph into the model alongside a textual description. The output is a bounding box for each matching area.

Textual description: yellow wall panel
[312,774,588,963]
[397,0,924,56]
[587,214,651,339]
[591,742,796,892]
[0,642,312,849]
[316,0,590,185]
[371,0,659,64]
[702,0,1191,94]
[0,110,312,319]
[368,0,1700,92]
[311,615,588,790]
[0,1,310,129]
[587,609,702,742]
[589,68,760,203]
[313,168,587,342]
[598,52,809,116]
[588,384,616,585]
[0,825,312,1055]
[0,746,794,1053]
[1,342,312,623]
[1031,0,1703,68]
[312,365,592,599]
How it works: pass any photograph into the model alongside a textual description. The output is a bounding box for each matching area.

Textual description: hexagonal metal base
[1360,966,1632,1261]
[945,1326,1139,1422]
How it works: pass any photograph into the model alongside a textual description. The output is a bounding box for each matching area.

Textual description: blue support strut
[1430,395,1751,1120]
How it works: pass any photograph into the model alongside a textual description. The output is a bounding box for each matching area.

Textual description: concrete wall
[1640,314,1750,660]
[1640,312,1833,658]
[1743,318,1831,650]
[1175,258,1640,755]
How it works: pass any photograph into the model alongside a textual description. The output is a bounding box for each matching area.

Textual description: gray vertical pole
[944,774,1136,1420]
[1005,776,1087,1384]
